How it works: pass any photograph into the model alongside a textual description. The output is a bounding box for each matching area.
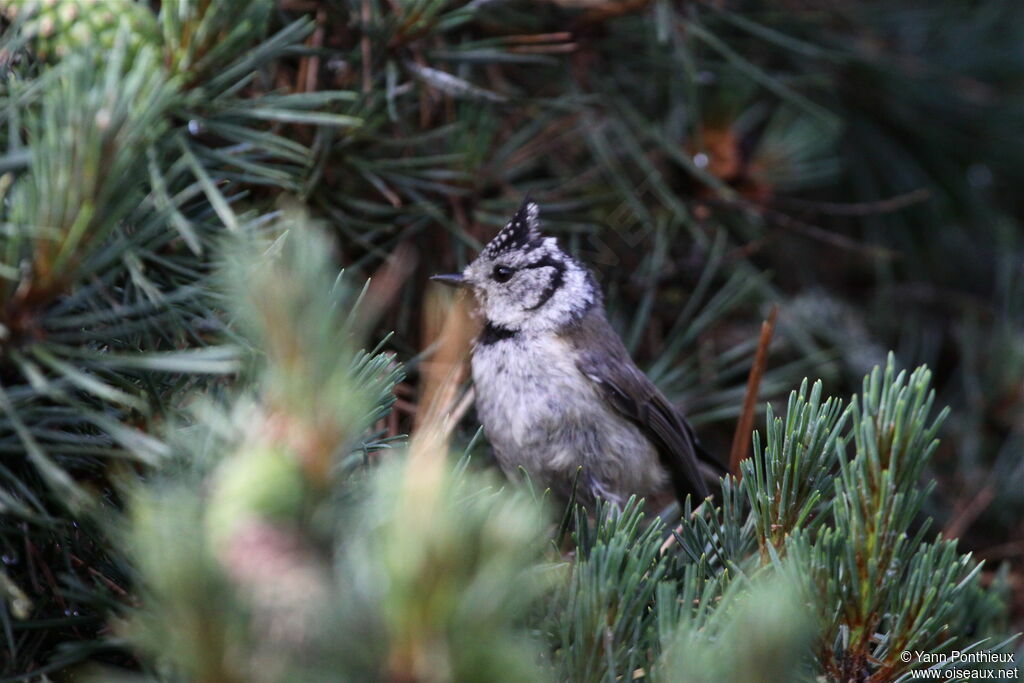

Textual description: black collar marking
[478,321,518,345]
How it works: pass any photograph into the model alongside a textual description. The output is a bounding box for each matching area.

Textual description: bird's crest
[482,197,542,258]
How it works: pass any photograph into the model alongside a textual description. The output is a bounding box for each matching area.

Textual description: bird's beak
[430,273,467,288]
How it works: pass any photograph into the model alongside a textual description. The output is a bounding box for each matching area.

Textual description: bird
[431,197,712,511]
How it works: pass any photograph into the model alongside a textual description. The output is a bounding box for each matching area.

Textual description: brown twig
[507,44,579,55]
[942,484,996,539]
[399,295,475,543]
[578,0,655,24]
[360,0,372,93]
[442,387,476,442]
[502,32,574,45]
[977,539,1024,562]
[306,8,326,93]
[747,200,898,259]
[659,500,710,555]
[70,555,129,598]
[729,306,778,477]
[414,294,474,434]
[770,187,931,217]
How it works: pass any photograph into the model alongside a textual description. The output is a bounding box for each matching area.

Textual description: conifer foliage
[0,1,1021,681]
[116,227,1020,681]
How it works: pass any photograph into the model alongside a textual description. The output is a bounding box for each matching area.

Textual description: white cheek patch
[460,230,596,332]
[516,269,553,308]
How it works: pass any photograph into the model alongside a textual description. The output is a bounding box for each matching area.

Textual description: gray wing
[567,309,711,504]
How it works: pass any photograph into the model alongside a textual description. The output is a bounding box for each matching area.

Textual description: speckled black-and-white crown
[482,197,542,258]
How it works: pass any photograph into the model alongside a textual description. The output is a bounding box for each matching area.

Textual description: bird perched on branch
[432,198,713,510]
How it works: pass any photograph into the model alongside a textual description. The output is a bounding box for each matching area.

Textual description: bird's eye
[492,265,515,283]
